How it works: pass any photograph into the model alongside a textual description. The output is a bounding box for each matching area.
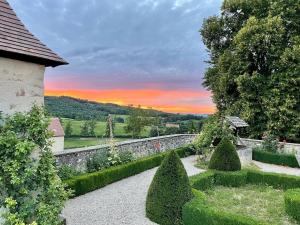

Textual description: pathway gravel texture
[253,160,300,176]
[62,156,203,225]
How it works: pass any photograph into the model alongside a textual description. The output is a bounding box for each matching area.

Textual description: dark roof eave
[0,50,68,67]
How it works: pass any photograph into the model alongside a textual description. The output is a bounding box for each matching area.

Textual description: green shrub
[261,135,279,153]
[58,165,81,180]
[209,137,241,171]
[252,149,299,168]
[190,170,247,191]
[214,170,247,187]
[247,170,300,190]
[185,170,300,225]
[190,171,215,191]
[284,188,300,223]
[119,150,134,163]
[146,151,193,225]
[183,189,267,225]
[86,151,109,172]
[65,146,194,197]
[0,106,70,225]
[191,170,300,192]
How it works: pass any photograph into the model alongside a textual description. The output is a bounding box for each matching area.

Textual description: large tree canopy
[201,0,300,141]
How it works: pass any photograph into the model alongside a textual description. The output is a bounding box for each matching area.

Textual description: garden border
[183,170,300,225]
[65,145,195,197]
[252,149,299,168]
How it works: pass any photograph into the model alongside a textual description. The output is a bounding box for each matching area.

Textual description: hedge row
[190,169,300,191]
[183,189,267,225]
[65,145,195,197]
[284,188,300,223]
[252,149,299,168]
[247,170,300,190]
[184,170,300,225]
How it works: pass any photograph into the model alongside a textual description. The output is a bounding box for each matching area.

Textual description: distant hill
[45,96,204,122]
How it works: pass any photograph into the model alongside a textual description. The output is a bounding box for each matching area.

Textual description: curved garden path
[62,155,202,225]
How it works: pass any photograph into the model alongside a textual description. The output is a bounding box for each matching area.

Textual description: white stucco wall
[51,136,65,153]
[0,57,45,115]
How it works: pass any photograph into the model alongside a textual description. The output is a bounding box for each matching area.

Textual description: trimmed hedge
[146,151,193,225]
[190,171,215,191]
[183,189,267,225]
[183,170,300,225]
[214,170,247,187]
[284,188,300,223]
[65,145,195,197]
[247,170,300,190]
[191,169,300,191]
[209,137,241,171]
[252,149,299,168]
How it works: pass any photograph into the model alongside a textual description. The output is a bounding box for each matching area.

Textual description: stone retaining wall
[241,138,300,154]
[54,134,197,171]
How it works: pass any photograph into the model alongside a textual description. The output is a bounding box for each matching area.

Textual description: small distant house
[48,118,65,153]
[0,0,68,115]
[165,123,180,129]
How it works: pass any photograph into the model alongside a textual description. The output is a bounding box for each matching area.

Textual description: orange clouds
[45,89,216,114]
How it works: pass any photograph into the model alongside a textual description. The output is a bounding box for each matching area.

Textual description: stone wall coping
[241,138,300,147]
[54,134,197,156]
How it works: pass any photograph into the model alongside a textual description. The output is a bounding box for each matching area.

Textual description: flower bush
[0,106,70,225]
[86,138,134,173]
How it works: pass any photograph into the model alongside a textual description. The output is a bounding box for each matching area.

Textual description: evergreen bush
[252,149,299,168]
[284,188,300,223]
[146,150,193,225]
[209,137,241,171]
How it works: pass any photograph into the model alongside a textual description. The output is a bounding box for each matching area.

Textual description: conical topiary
[146,150,193,225]
[208,137,241,171]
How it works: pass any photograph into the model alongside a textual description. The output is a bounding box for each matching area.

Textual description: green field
[64,137,130,149]
[61,118,151,137]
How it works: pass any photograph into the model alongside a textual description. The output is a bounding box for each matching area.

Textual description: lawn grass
[61,118,151,137]
[64,137,131,149]
[205,185,297,225]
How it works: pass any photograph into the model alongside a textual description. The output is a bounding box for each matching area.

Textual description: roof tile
[0,0,68,67]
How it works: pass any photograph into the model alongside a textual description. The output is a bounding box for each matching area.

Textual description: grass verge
[205,185,297,225]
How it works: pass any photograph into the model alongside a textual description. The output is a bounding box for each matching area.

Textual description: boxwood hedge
[184,170,300,225]
[252,149,299,168]
[65,145,195,197]
[209,137,241,171]
[183,189,268,225]
[284,188,300,223]
[146,151,193,225]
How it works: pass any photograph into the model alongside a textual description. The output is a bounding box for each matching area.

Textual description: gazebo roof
[225,116,249,128]
[0,0,68,67]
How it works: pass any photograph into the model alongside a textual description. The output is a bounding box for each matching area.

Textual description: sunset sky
[9,0,223,114]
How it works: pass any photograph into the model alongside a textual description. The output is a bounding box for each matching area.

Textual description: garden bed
[183,170,300,225]
[64,145,195,197]
[205,185,296,225]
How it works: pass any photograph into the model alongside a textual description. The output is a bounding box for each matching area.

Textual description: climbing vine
[0,106,70,225]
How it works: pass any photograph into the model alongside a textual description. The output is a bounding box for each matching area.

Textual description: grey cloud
[9,0,222,90]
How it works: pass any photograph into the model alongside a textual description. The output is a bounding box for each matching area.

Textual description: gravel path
[62,156,202,225]
[253,160,300,176]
